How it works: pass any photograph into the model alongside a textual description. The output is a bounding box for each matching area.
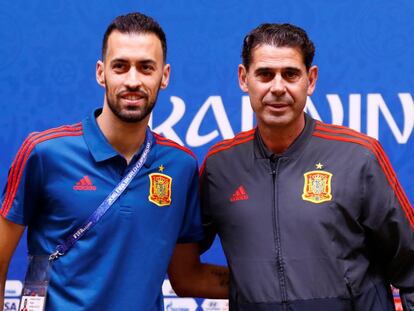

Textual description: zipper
[270,155,288,307]
[345,278,356,310]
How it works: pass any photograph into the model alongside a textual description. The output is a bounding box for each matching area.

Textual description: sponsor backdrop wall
[1,1,413,310]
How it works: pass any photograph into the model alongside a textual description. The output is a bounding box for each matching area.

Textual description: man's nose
[270,74,286,95]
[125,68,143,88]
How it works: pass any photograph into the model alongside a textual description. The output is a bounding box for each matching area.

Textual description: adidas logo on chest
[230,185,249,202]
[73,175,96,191]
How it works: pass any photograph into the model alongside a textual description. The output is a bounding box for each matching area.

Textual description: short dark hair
[241,23,315,70]
[102,12,167,62]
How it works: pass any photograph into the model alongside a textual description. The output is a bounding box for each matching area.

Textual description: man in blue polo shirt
[0,12,228,310]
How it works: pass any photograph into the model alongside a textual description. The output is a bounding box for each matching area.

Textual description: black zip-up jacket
[200,114,414,310]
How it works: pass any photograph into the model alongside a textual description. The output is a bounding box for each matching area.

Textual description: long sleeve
[361,143,414,310]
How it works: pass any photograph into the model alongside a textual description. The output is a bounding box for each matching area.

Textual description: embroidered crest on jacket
[302,170,333,203]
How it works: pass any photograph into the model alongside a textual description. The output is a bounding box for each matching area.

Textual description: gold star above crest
[158,165,165,172]
[315,162,324,170]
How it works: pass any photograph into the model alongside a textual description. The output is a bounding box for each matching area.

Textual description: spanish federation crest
[302,170,333,203]
[148,173,172,206]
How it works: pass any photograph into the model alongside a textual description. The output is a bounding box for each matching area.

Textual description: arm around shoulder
[167,243,228,299]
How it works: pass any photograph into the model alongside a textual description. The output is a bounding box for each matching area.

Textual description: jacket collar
[254,113,316,160]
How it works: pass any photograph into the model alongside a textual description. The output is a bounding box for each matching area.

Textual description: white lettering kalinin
[150,94,414,145]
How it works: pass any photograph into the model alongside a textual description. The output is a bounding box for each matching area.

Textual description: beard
[105,83,161,123]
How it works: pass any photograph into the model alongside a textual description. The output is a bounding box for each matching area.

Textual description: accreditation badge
[19,255,51,311]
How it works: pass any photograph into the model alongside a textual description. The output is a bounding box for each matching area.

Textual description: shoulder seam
[199,131,255,176]
[313,122,378,149]
[1,124,83,217]
[153,133,196,160]
[206,132,254,158]
[314,121,374,141]
[208,128,255,153]
[313,124,414,228]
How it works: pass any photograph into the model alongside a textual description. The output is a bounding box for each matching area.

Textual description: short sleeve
[176,162,204,243]
[1,136,43,225]
[199,158,218,253]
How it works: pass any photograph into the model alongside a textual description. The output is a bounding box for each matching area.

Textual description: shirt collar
[82,108,157,167]
[254,113,316,160]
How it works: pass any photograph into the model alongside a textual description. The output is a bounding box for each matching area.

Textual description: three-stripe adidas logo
[230,185,249,202]
[73,175,96,191]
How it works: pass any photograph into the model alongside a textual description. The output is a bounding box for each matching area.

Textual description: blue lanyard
[49,129,153,261]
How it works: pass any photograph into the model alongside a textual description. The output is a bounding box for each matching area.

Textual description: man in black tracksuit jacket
[200,23,414,310]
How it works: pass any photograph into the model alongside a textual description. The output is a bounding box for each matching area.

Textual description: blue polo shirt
[1,109,204,310]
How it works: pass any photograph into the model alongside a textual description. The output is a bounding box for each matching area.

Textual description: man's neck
[258,116,305,155]
[97,106,148,164]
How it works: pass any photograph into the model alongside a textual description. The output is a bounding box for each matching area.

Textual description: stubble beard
[105,84,161,124]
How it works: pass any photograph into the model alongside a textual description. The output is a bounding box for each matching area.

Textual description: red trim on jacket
[153,132,196,160]
[208,128,255,153]
[314,122,414,229]
[200,129,255,176]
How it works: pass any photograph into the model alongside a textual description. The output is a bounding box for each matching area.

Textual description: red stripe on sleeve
[208,128,255,153]
[313,126,414,229]
[199,133,254,176]
[153,132,197,160]
[314,124,413,216]
[1,125,82,217]
[2,124,82,214]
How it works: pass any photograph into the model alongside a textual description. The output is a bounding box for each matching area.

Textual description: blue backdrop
[1,1,413,310]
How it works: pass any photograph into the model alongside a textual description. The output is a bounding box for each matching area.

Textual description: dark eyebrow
[254,66,302,74]
[110,58,127,64]
[254,67,273,74]
[139,59,157,66]
[109,58,157,65]
[284,67,301,72]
